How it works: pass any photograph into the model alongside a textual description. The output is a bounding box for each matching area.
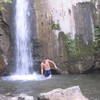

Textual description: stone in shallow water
[38,86,89,100]
[0,93,34,100]
[17,94,34,100]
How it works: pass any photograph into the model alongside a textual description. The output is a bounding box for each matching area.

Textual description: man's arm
[48,59,58,69]
[41,63,44,75]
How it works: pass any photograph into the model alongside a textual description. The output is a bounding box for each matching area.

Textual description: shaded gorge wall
[92,0,100,70]
[0,2,11,75]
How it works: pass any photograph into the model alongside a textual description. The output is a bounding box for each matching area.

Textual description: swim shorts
[44,70,51,77]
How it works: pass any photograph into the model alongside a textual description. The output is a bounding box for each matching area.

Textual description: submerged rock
[38,86,89,100]
[0,93,34,100]
[17,94,34,100]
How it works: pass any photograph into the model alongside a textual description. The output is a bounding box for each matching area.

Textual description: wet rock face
[65,56,94,74]
[0,3,11,74]
[34,1,95,73]
[93,0,100,69]
[95,56,100,69]
[73,3,94,44]
[34,0,54,59]
[0,17,10,57]
[64,3,95,73]
[95,0,100,26]
[0,1,96,74]
[57,9,95,73]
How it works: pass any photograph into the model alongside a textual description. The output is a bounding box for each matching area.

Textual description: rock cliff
[0,3,11,75]
[0,0,99,74]
[34,0,96,73]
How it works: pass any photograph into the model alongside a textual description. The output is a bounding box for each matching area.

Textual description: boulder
[0,93,34,100]
[38,86,89,100]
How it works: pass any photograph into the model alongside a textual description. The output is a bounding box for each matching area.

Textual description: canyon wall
[34,0,95,73]
[0,3,11,75]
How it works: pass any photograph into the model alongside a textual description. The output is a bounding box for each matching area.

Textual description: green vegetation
[0,0,12,3]
[0,0,12,11]
[63,26,100,57]
[0,7,6,11]
[63,34,93,58]
[63,35,81,57]
[4,0,12,3]
[52,21,61,30]
[93,26,100,54]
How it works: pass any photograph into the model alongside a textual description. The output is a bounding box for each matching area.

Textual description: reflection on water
[0,74,100,100]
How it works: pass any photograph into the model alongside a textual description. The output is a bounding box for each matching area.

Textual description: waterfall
[1,0,46,81]
[14,0,33,75]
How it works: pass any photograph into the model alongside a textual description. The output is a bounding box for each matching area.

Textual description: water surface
[0,74,100,100]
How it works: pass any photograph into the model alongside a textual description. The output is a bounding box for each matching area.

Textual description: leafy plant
[63,34,93,58]
[52,21,61,30]
[4,0,12,3]
[63,35,79,57]
[0,0,12,3]
[0,0,12,11]
[93,26,100,54]
[0,7,6,11]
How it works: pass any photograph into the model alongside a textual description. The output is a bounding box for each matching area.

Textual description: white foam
[1,73,50,81]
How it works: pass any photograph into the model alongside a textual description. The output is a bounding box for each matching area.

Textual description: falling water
[14,0,33,75]
[1,0,47,81]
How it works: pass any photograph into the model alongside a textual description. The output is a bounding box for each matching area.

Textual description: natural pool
[0,74,100,100]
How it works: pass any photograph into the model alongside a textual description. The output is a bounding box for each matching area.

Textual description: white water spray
[3,0,46,81]
[14,0,33,75]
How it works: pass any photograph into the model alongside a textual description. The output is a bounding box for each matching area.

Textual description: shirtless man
[41,59,58,77]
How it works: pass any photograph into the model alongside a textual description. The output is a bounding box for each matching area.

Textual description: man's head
[43,57,48,59]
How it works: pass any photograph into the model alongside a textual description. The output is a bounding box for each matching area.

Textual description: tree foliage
[0,0,12,3]
[52,21,61,30]
[63,35,81,57]
[93,26,100,54]
[0,0,12,11]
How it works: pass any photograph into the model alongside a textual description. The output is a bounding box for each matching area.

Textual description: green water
[0,74,100,100]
